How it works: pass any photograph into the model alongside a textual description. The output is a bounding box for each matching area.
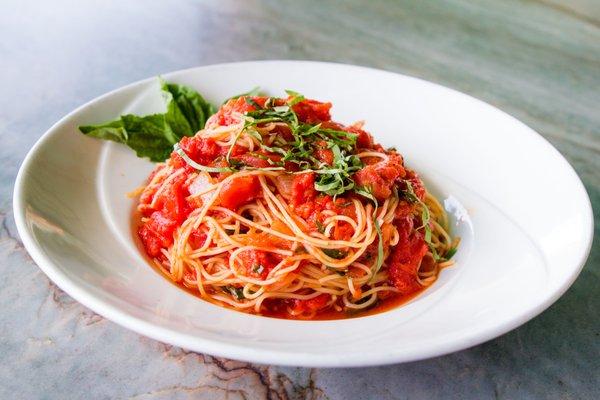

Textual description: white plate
[13,61,593,367]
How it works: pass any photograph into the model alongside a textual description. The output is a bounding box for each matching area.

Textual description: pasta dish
[133,91,458,319]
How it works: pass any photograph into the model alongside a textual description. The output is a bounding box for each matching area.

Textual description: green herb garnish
[222,86,262,104]
[231,92,365,196]
[252,264,265,274]
[285,89,305,106]
[404,182,439,260]
[371,218,384,279]
[355,186,377,204]
[322,248,347,259]
[222,285,245,300]
[79,79,215,162]
[315,220,326,234]
[444,247,458,260]
[326,267,347,276]
[173,143,232,173]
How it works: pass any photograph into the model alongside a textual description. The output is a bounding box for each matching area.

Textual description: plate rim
[13,60,595,367]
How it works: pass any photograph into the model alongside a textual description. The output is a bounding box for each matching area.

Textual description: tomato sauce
[134,94,438,320]
[134,203,431,320]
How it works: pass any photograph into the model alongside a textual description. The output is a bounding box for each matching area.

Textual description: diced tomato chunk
[155,173,190,223]
[189,229,208,249]
[289,294,331,314]
[292,99,332,124]
[209,96,274,126]
[314,140,334,165]
[333,222,354,241]
[320,121,374,149]
[346,126,374,149]
[269,123,294,141]
[138,211,178,258]
[353,154,405,200]
[231,152,281,169]
[138,169,193,258]
[218,175,260,210]
[404,169,426,200]
[291,172,316,207]
[387,218,428,294]
[272,174,295,200]
[171,136,220,169]
[237,250,279,279]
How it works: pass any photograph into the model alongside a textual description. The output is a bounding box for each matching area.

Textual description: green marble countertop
[0,0,597,398]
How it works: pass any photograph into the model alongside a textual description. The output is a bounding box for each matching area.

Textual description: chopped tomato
[387,217,428,294]
[345,125,374,149]
[333,222,354,241]
[395,200,417,219]
[269,123,294,141]
[272,174,295,200]
[404,169,426,200]
[353,154,406,200]
[211,97,255,126]
[289,294,331,314]
[314,140,334,165]
[218,175,260,210]
[219,142,248,158]
[237,250,280,279]
[294,193,336,224]
[209,96,274,126]
[138,211,177,258]
[188,229,208,249]
[171,136,220,169]
[320,121,375,149]
[154,173,191,224]
[291,172,316,207]
[138,171,193,258]
[292,99,332,123]
[231,152,281,168]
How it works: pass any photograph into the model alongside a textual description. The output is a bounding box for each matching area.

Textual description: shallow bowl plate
[13,61,593,367]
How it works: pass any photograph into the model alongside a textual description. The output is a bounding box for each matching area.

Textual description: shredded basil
[322,248,347,259]
[222,286,245,300]
[315,220,325,234]
[371,218,384,280]
[173,143,232,173]
[235,95,366,197]
[222,86,262,104]
[252,264,265,274]
[285,89,305,106]
[404,181,439,260]
[444,247,458,260]
[355,186,377,204]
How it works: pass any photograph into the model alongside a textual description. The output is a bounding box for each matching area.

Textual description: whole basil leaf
[121,114,176,162]
[78,79,217,162]
[161,78,215,135]
[79,119,128,143]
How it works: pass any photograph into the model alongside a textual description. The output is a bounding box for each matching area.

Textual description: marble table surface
[1,1,598,399]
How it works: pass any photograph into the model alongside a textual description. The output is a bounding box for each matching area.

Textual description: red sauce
[133,209,429,320]
[134,94,436,320]
[260,289,427,320]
